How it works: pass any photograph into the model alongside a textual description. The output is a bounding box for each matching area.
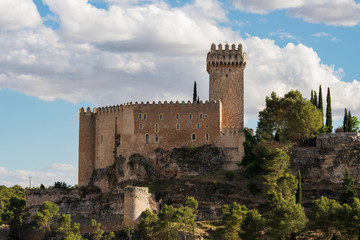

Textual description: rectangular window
[145,134,149,144]
[200,113,203,119]
[189,113,192,119]
[159,113,163,120]
[206,133,209,141]
[155,134,159,143]
[197,123,200,129]
[139,123,143,130]
[139,113,142,120]
[144,113,147,120]
[155,123,159,133]
[176,123,180,130]
[176,113,180,120]
[191,133,196,141]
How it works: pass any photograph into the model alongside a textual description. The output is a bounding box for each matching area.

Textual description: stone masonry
[79,43,247,188]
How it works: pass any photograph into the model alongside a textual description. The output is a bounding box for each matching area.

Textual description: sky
[1,0,360,187]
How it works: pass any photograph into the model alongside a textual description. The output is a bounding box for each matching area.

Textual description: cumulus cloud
[242,37,360,119]
[230,0,360,26]
[0,165,77,188]
[1,0,360,123]
[0,0,42,30]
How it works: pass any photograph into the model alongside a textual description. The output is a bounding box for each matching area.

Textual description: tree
[352,116,360,131]
[176,206,197,240]
[257,90,322,143]
[313,91,318,107]
[264,192,308,240]
[6,196,28,240]
[183,196,198,211]
[53,181,69,188]
[90,218,115,240]
[348,111,353,132]
[138,209,159,239]
[326,87,333,133]
[57,214,84,240]
[296,170,302,204]
[311,196,342,238]
[221,202,248,240]
[343,108,348,132]
[193,81,197,103]
[34,201,59,233]
[338,198,360,239]
[157,205,179,240]
[239,209,265,240]
[318,85,323,114]
[340,168,357,205]
[310,90,314,104]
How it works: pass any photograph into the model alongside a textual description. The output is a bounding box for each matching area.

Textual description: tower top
[207,43,246,73]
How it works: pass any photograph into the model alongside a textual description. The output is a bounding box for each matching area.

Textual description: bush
[225,171,235,181]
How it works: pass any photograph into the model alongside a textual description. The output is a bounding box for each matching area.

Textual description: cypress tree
[340,168,357,205]
[344,108,348,132]
[318,85,323,114]
[318,85,324,127]
[348,111,353,132]
[295,170,302,204]
[313,92,318,107]
[311,90,314,104]
[325,87,333,133]
[193,81,197,103]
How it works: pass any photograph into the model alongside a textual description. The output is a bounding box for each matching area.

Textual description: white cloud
[51,163,77,172]
[0,166,77,188]
[0,0,42,30]
[231,0,360,26]
[269,30,296,40]
[313,32,329,37]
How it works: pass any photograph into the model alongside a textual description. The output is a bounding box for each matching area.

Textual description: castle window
[155,134,159,143]
[176,123,180,130]
[139,123,143,130]
[197,123,200,129]
[191,133,196,141]
[138,113,142,120]
[159,113,163,120]
[176,113,180,120]
[145,134,149,144]
[206,133,209,141]
[155,123,159,133]
[189,113,192,119]
[165,125,168,128]
[144,113,147,120]
[205,114,208,118]
[200,113,203,119]
[205,124,209,128]
[226,74,229,77]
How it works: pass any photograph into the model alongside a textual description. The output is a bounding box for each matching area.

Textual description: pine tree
[326,87,333,133]
[348,111,353,132]
[340,168,357,205]
[344,108,348,132]
[193,81,197,103]
[296,170,302,204]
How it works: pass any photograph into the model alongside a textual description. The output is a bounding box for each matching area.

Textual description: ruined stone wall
[207,43,246,129]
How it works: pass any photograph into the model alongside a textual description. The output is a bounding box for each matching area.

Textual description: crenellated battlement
[206,43,246,73]
[80,100,221,115]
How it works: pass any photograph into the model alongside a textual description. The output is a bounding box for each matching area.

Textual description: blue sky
[1,0,360,187]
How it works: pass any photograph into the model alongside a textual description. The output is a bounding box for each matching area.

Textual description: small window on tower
[191,134,196,141]
[155,134,159,143]
[176,113,180,120]
[197,123,200,129]
[144,113,147,120]
[206,133,209,141]
[139,123,143,130]
[155,123,159,133]
[138,114,142,120]
[159,113,163,120]
[189,113,192,119]
[176,123,180,130]
[145,134,149,144]
[200,113,203,119]
[226,74,229,77]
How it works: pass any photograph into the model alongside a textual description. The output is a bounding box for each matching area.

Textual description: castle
[78,43,247,188]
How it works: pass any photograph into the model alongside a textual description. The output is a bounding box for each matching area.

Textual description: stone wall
[26,187,158,233]
[291,132,360,183]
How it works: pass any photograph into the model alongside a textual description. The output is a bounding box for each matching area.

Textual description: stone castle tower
[78,43,246,189]
[207,43,246,129]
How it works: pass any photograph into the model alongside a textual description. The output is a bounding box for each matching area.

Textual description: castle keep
[78,43,246,188]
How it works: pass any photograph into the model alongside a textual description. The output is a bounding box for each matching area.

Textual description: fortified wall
[291,132,360,183]
[79,43,247,189]
[26,186,158,233]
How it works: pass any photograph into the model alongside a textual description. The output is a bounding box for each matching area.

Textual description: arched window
[155,134,159,143]
[145,134,149,144]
